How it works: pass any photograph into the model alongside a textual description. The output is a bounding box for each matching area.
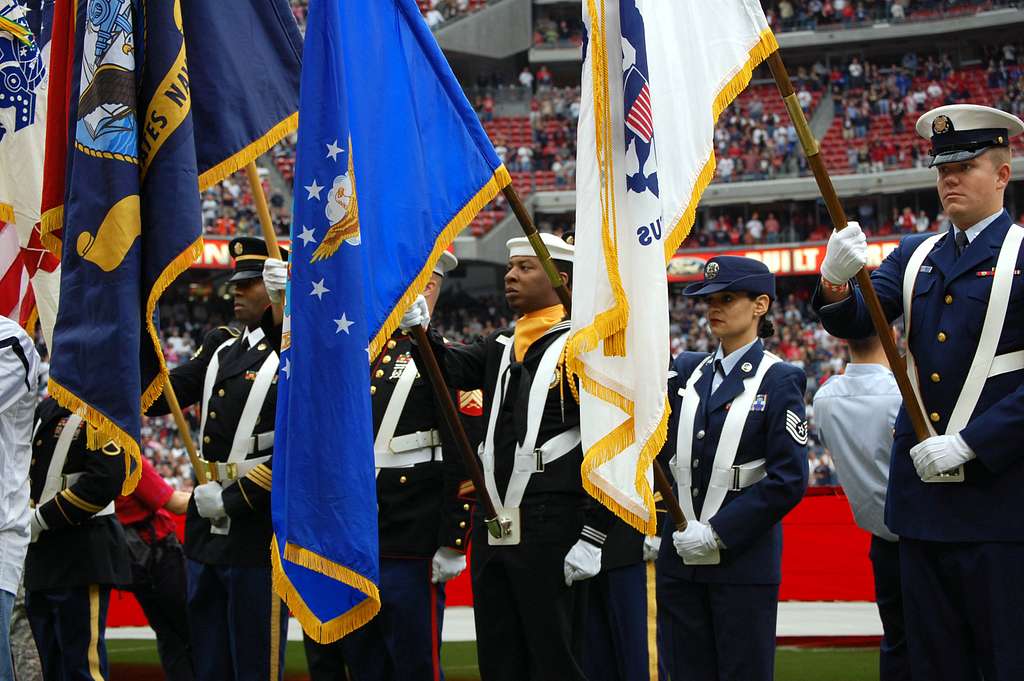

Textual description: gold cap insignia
[565,235,575,245]
[705,261,720,280]
[932,115,953,135]
[233,242,244,255]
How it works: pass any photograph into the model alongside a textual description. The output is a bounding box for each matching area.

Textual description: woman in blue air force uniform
[656,256,809,681]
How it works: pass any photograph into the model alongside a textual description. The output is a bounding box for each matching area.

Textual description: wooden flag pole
[410,325,507,539]
[163,376,208,484]
[765,50,930,442]
[246,161,284,259]
[501,183,687,532]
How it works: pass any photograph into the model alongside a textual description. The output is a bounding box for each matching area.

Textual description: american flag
[625,81,654,143]
[0,220,32,324]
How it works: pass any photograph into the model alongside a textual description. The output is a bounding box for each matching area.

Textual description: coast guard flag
[273,0,509,643]
[0,0,59,345]
[46,0,300,490]
[568,0,777,532]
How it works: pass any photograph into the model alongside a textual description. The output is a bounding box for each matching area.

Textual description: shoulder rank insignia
[459,390,483,417]
[786,409,808,445]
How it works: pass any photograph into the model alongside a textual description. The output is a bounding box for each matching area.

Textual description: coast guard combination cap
[683,255,776,299]
[506,231,574,263]
[228,237,288,283]
[916,104,1024,167]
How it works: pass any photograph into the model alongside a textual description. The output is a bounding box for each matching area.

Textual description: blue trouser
[186,560,288,681]
[25,585,110,681]
[869,536,910,681]
[584,562,665,681]
[656,575,778,681]
[333,557,446,681]
[900,538,1024,681]
[0,588,13,681]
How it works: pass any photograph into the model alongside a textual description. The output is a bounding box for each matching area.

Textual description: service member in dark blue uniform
[813,104,1024,681]
[25,397,131,681]
[302,251,479,681]
[657,256,808,681]
[403,233,612,681]
[147,237,289,681]
[583,516,665,681]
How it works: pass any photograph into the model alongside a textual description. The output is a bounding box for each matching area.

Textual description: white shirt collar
[242,326,265,347]
[842,362,893,378]
[954,209,1003,244]
[713,338,760,377]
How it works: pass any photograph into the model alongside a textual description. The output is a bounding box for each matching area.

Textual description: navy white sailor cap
[916,104,1024,167]
[506,231,574,263]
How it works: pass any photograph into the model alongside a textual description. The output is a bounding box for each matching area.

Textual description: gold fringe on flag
[198,113,299,191]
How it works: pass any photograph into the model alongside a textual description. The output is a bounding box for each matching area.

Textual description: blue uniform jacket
[812,211,1024,542]
[657,342,808,584]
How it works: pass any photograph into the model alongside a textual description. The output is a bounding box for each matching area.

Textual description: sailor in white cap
[813,103,1024,680]
[400,231,613,681]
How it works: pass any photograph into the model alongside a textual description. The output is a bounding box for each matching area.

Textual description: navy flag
[47,0,300,490]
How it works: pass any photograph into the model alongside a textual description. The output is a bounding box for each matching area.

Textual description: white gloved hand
[193,482,227,520]
[399,295,430,331]
[642,535,662,562]
[910,433,975,480]
[431,546,467,584]
[820,222,868,286]
[30,508,47,543]
[672,521,719,562]
[262,257,288,305]
[563,540,602,586]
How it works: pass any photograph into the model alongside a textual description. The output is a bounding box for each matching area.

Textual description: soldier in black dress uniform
[303,250,479,681]
[147,237,288,681]
[402,232,612,681]
[25,397,131,681]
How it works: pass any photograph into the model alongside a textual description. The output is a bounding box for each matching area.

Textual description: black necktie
[712,359,725,394]
[955,230,969,259]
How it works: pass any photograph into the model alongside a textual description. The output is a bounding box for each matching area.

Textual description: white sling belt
[374,358,441,472]
[39,413,114,517]
[673,353,781,564]
[481,331,581,546]
[902,225,1024,482]
[200,338,278,534]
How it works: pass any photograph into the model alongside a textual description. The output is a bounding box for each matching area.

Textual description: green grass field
[107,639,881,681]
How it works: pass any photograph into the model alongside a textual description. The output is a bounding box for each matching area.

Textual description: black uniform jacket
[415,321,612,571]
[372,331,479,558]
[26,398,130,591]
[148,314,280,567]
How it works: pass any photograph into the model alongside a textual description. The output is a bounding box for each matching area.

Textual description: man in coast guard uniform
[657,256,808,681]
[302,251,479,681]
[813,104,1024,680]
[402,232,612,681]
[25,398,131,681]
[147,237,289,681]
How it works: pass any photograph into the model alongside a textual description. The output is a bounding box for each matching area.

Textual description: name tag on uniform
[750,394,768,412]
[919,265,933,273]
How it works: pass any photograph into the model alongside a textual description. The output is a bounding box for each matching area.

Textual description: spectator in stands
[518,66,535,92]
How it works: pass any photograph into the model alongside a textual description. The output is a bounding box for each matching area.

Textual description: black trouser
[125,528,195,681]
[26,584,111,681]
[473,546,588,681]
[869,536,910,681]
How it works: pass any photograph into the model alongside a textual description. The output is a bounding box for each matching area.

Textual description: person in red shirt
[116,456,194,681]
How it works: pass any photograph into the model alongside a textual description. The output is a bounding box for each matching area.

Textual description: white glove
[672,521,719,563]
[30,508,47,543]
[642,535,662,562]
[193,482,227,520]
[563,539,602,586]
[910,433,975,481]
[262,257,288,305]
[431,547,467,584]
[820,221,868,285]
[399,295,430,331]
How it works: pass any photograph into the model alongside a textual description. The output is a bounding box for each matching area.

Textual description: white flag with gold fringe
[568,0,778,532]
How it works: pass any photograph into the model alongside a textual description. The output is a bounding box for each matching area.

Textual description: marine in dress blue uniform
[813,104,1024,681]
[25,398,131,681]
[656,257,808,681]
[147,237,288,681]
[302,251,478,681]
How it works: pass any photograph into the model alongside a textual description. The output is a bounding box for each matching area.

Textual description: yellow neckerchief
[513,304,565,362]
